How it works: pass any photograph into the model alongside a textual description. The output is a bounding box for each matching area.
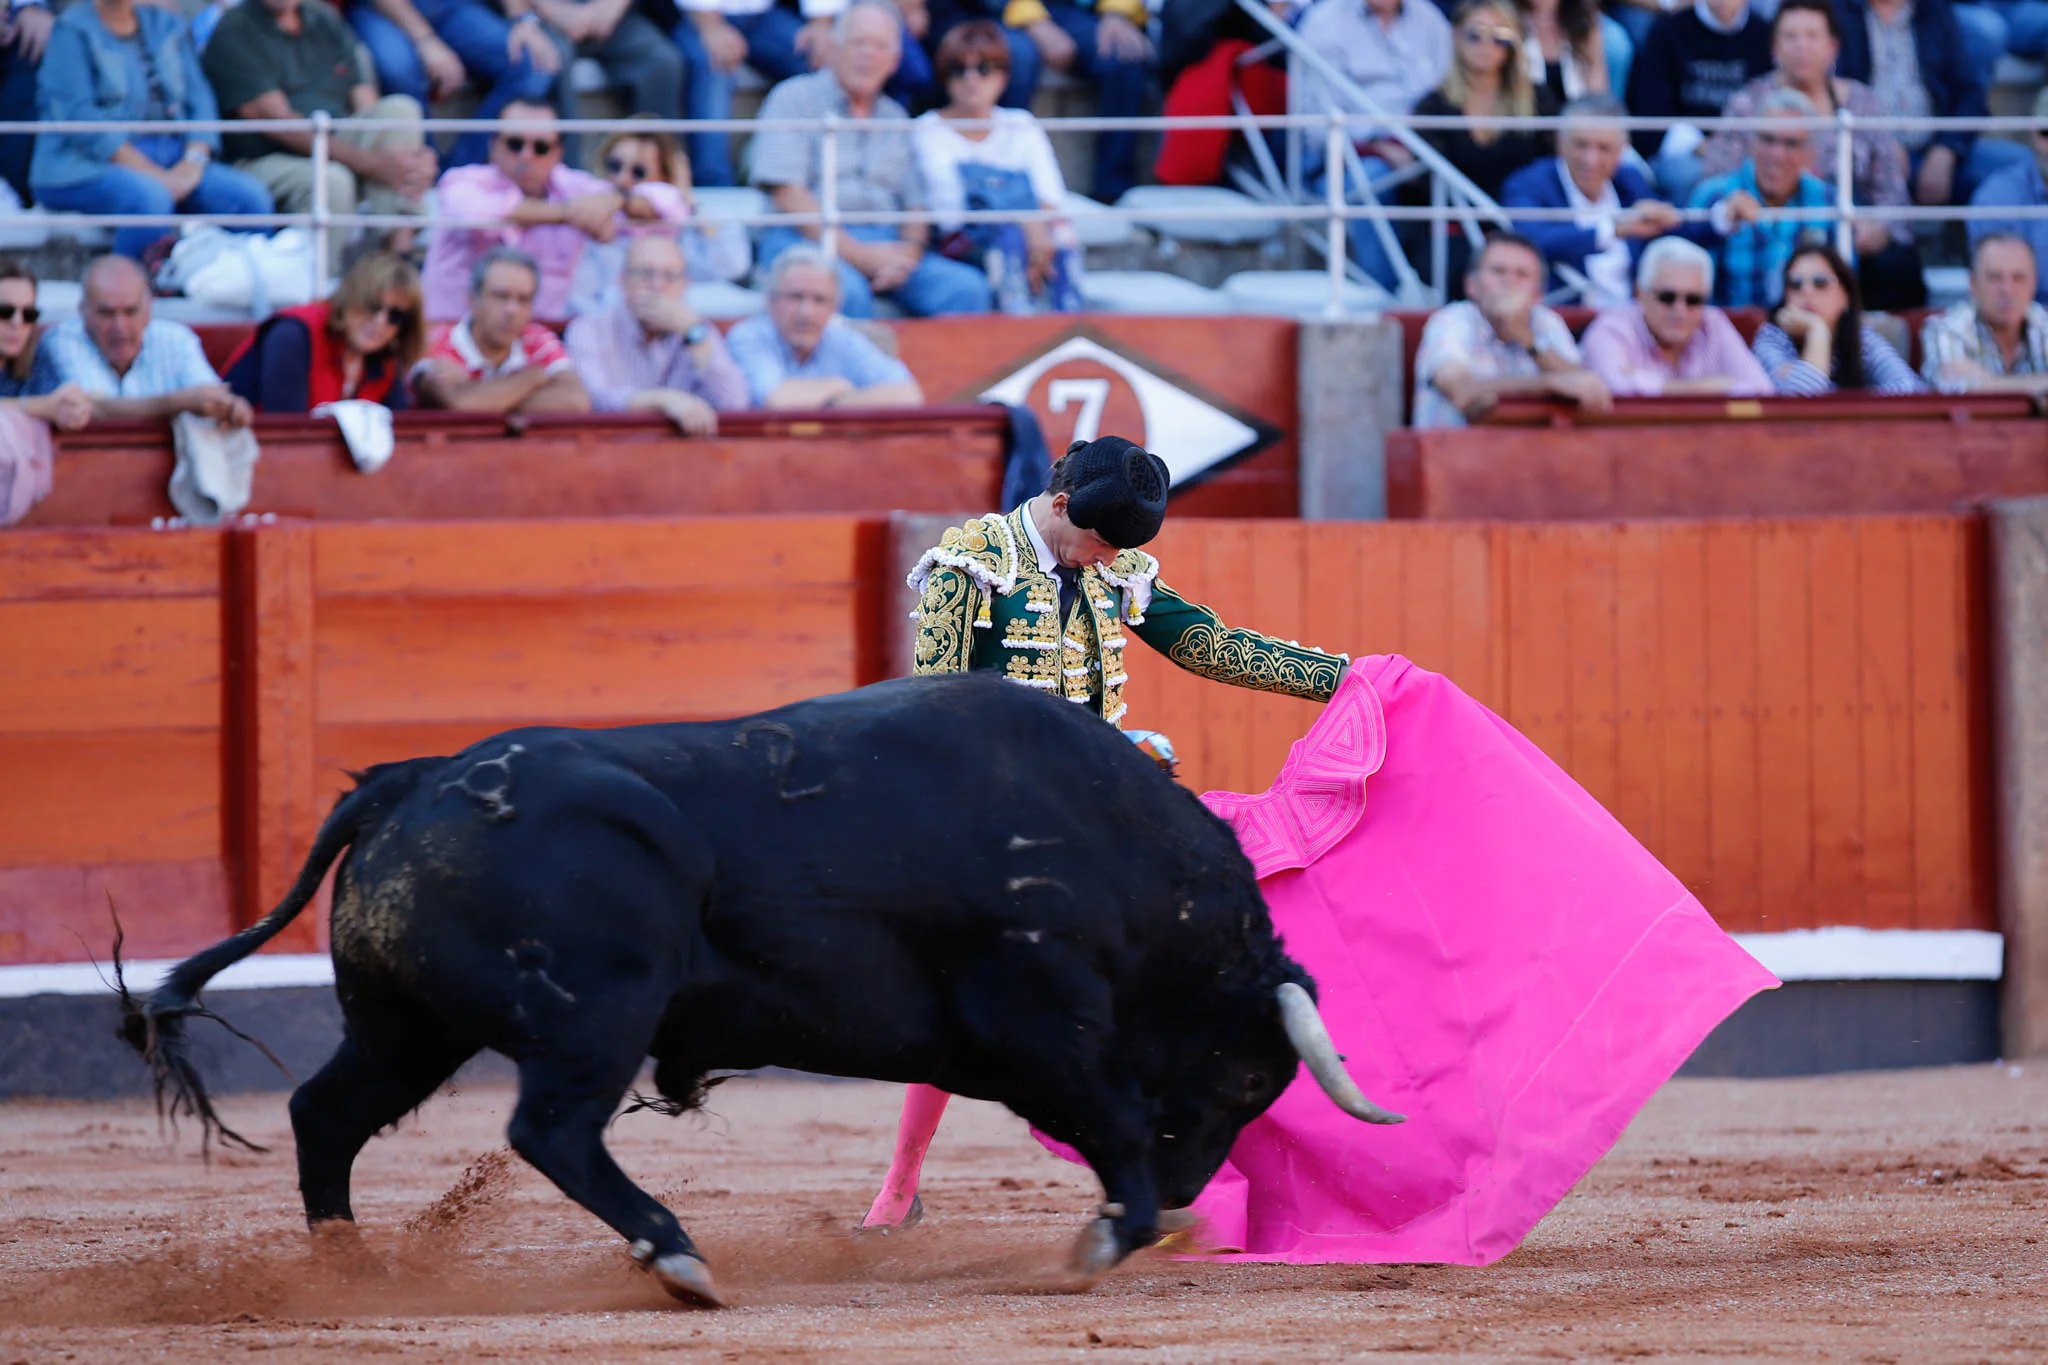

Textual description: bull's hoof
[1068,1214,1121,1283]
[1157,1207,1197,1235]
[632,1241,726,1309]
[854,1193,923,1235]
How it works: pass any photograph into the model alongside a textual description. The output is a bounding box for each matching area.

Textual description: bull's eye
[1243,1073,1268,1098]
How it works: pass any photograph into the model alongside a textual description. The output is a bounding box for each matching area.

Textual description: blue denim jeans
[37,161,275,259]
[1310,156,1401,294]
[1000,9,1148,203]
[1958,0,2048,59]
[757,223,992,317]
[672,19,737,187]
[0,34,37,207]
[348,0,561,166]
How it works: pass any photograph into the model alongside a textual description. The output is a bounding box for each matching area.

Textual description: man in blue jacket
[1500,95,1683,304]
[1833,0,2030,206]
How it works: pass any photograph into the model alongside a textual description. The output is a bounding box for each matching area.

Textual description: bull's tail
[117,758,436,1154]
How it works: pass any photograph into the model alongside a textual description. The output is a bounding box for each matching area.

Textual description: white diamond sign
[977,335,1265,487]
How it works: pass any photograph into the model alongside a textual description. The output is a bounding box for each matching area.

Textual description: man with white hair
[725,245,925,409]
[1687,86,1836,308]
[1581,236,1773,396]
[1501,95,1683,306]
[749,0,992,318]
[41,255,254,426]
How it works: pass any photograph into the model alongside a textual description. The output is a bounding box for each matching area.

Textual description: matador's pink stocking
[859,1083,950,1229]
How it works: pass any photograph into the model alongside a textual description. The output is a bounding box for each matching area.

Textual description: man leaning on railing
[1412,228,1611,428]
[41,256,254,428]
[1920,233,2048,395]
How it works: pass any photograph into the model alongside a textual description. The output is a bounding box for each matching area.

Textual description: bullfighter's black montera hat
[1061,435,1170,549]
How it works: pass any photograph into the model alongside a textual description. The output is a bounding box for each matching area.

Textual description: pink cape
[1055,654,1779,1265]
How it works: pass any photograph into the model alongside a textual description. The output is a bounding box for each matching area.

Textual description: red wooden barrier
[0,512,1990,963]
[0,529,237,963]
[1124,516,1990,935]
[25,410,1007,528]
[1387,405,2048,520]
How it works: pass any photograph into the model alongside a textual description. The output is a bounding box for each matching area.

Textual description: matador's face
[1043,494,1118,569]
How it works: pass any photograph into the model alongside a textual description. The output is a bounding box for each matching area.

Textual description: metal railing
[4,105,2046,312]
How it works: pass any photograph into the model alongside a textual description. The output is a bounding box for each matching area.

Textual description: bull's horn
[1276,982,1405,1125]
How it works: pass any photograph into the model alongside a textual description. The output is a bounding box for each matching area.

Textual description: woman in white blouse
[911,21,1082,314]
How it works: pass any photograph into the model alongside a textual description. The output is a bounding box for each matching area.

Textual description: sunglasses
[947,60,1005,78]
[605,155,652,181]
[1652,289,1706,307]
[1786,272,1837,291]
[0,303,39,323]
[502,135,555,156]
[379,305,415,327]
[1459,24,1517,45]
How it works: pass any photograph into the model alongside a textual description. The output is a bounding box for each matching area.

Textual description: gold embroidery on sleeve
[1166,623,1347,701]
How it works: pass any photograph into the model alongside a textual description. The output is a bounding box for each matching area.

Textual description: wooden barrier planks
[0,529,235,963]
[1124,517,1990,934]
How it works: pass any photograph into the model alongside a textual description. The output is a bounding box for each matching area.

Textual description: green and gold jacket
[908,507,1348,727]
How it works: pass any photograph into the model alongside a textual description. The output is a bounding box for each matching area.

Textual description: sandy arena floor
[0,1066,2044,1362]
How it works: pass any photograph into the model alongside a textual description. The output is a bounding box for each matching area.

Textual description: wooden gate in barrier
[0,512,1991,964]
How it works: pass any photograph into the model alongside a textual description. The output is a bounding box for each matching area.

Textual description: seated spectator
[1501,96,1678,306]
[933,0,1151,204]
[1623,0,1771,205]
[346,0,559,169]
[529,0,686,132]
[1413,0,1554,204]
[750,0,991,318]
[563,235,749,435]
[1835,0,2028,208]
[568,124,748,317]
[1920,234,2048,394]
[726,245,924,409]
[1751,243,1924,395]
[1150,0,1289,187]
[29,0,274,261]
[413,247,592,413]
[1289,0,1452,294]
[1688,89,1834,310]
[1701,0,1922,312]
[1516,0,1629,106]
[1970,89,2048,306]
[204,0,436,273]
[912,21,1081,315]
[42,256,255,426]
[222,252,424,412]
[0,260,91,431]
[1580,236,1773,396]
[667,0,933,187]
[1411,229,1611,428]
[423,102,685,323]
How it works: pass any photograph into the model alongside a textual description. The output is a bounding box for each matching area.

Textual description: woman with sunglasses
[222,253,426,413]
[1751,242,1923,396]
[911,21,1081,314]
[567,124,749,318]
[1414,0,1554,205]
[0,260,91,431]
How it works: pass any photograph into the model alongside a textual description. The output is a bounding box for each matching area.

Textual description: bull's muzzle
[1276,982,1405,1125]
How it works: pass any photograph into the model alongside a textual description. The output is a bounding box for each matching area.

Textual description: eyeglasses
[947,60,1005,78]
[625,267,689,286]
[1786,272,1836,291]
[605,155,652,181]
[1651,289,1706,307]
[502,135,555,156]
[0,303,40,323]
[1458,24,1517,46]
[1756,132,1809,150]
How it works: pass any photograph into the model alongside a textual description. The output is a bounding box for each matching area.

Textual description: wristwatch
[681,322,711,346]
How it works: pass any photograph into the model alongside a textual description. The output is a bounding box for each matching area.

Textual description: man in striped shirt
[1919,233,2048,394]
[1688,87,1836,308]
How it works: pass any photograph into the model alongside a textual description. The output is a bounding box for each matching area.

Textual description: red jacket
[223,301,400,409]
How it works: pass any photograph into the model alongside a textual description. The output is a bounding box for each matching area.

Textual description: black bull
[126,673,1398,1307]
